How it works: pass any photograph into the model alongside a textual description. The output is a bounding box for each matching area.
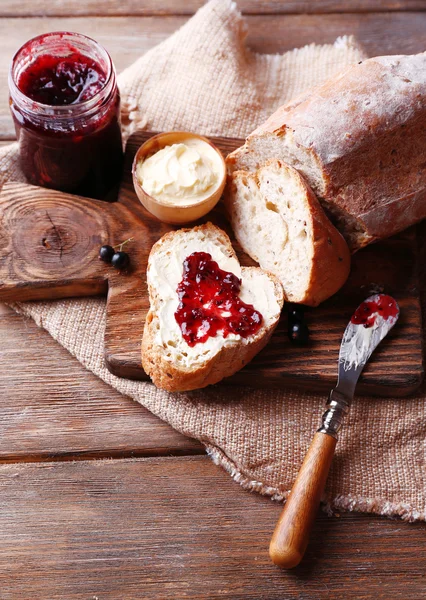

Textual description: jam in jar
[9,32,123,199]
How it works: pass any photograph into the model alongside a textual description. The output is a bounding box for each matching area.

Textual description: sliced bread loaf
[142,222,284,392]
[226,53,426,251]
[224,160,351,306]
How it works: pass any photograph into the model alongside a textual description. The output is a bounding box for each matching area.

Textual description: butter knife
[269,293,400,568]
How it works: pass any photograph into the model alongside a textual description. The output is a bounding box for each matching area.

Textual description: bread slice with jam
[142,222,284,392]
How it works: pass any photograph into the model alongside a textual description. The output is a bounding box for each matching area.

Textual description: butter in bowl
[132,131,226,224]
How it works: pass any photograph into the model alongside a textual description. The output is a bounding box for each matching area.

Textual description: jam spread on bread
[351,294,398,328]
[175,252,263,346]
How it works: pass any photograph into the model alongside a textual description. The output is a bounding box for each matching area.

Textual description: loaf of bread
[226,53,426,251]
[225,160,350,306]
[142,222,284,392]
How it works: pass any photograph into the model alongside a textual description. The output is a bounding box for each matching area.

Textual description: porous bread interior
[230,162,314,303]
[230,131,367,248]
[147,224,282,371]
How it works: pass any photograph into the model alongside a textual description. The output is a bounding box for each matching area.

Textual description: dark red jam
[351,294,399,328]
[175,252,263,347]
[9,33,123,200]
[18,53,106,105]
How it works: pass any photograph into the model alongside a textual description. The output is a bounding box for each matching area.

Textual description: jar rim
[8,31,116,120]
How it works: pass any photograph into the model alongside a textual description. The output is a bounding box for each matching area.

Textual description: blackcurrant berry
[99,245,115,263]
[288,321,310,344]
[111,251,130,270]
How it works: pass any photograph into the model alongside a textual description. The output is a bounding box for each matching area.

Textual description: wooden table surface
[1,2,426,598]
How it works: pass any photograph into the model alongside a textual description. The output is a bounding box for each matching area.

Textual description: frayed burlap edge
[206,445,426,522]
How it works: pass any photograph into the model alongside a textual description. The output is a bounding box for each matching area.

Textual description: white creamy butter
[148,238,280,368]
[137,139,223,206]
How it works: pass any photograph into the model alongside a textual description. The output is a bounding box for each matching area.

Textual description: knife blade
[319,293,400,439]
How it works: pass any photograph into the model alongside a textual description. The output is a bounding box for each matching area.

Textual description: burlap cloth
[3,0,426,521]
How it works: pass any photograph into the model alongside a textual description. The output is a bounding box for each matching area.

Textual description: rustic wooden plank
[1,0,425,17]
[244,12,426,57]
[0,13,425,140]
[0,455,425,599]
[0,310,203,461]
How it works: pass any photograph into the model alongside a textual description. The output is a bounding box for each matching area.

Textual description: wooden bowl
[132,131,226,225]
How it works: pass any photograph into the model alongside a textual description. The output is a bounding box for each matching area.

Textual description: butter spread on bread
[142,222,283,392]
[226,53,426,251]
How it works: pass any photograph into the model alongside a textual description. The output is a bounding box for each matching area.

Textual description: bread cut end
[226,131,370,252]
[225,160,350,306]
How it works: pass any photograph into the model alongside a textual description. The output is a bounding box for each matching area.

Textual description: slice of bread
[142,222,284,392]
[224,159,351,307]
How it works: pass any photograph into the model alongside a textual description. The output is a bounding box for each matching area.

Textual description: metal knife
[269,293,400,569]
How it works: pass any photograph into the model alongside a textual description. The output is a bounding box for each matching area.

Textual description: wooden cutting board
[0,131,423,396]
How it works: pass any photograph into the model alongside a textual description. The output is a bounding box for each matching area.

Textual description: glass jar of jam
[9,32,123,200]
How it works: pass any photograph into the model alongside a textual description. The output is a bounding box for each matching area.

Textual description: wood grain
[0,13,425,139]
[0,455,425,600]
[0,5,426,600]
[0,310,203,461]
[0,6,425,600]
[1,0,425,16]
[0,182,145,303]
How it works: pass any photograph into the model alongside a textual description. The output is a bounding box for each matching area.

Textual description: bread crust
[227,53,426,251]
[225,160,351,307]
[141,223,284,392]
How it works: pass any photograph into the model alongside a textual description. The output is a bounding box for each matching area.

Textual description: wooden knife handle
[269,431,337,568]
